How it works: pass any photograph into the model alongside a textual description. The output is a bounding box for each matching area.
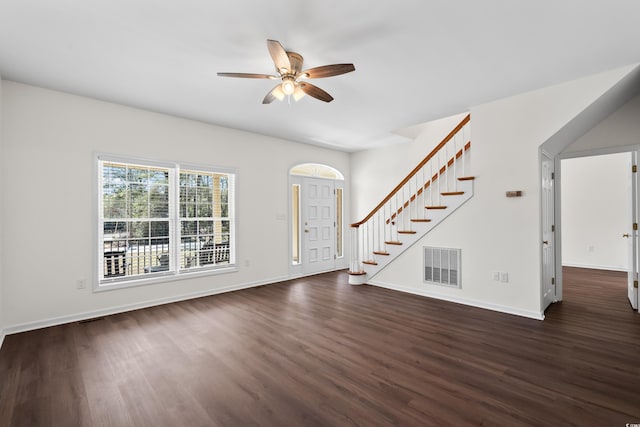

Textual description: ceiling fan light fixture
[273,86,285,101]
[293,86,306,101]
[281,77,296,95]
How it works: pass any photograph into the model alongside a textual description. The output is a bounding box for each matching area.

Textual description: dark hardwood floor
[1,267,639,426]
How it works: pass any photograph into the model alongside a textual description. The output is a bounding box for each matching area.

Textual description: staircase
[349,114,474,284]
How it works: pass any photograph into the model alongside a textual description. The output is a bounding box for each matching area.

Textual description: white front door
[628,151,638,310]
[302,177,336,275]
[542,153,556,311]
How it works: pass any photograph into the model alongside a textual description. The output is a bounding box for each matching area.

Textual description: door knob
[542,240,549,245]
[623,233,630,238]
[304,229,309,233]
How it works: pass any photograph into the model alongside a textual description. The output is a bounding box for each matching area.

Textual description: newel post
[348,224,367,285]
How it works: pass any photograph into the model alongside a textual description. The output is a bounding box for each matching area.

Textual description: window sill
[95,265,238,292]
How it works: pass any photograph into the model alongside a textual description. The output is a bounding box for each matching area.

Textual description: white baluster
[430,161,434,207]
[453,133,457,191]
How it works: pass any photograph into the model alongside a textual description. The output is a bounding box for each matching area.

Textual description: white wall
[561,153,630,271]
[1,81,350,330]
[0,75,5,346]
[563,93,640,154]
[352,66,636,319]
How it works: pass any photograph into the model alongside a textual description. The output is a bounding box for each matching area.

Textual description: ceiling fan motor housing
[286,52,304,75]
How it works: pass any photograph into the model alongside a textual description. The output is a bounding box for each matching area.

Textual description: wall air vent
[424,247,461,288]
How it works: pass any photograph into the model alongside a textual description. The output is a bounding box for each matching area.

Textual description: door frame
[541,150,556,311]
[288,164,346,278]
[551,145,640,308]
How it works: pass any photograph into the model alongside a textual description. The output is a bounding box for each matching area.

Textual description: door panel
[628,151,638,310]
[542,154,555,311]
[302,177,336,274]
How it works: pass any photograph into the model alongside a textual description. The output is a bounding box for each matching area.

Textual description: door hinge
[635,280,638,289]
[551,225,555,232]
[551,172,555,180]
[633,165,637,173]
[634,223,638,231]
[551,277,555,285]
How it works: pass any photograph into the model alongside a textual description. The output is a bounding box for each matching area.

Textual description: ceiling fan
[217,39,355,104]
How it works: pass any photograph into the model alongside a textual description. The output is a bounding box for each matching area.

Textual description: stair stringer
[349,179,474,284]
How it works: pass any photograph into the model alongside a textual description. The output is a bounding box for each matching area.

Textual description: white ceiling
[1,1,639,152]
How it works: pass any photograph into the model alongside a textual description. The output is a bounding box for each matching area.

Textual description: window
[291,184,301,265]
[336,187,343,258]
[98,156,235,288]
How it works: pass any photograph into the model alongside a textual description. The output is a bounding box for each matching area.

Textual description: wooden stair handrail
[351,113,470,228]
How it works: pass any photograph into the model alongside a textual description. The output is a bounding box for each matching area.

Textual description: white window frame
[96,154,237,291]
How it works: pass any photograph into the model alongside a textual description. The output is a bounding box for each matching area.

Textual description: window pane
[150,221,169,238]
[181,220,197,236]
[292,184,300,265]
[186,203,196,218]
[197,203,213,217]
[129,221,149,238]
[149,169,169,185]
[127,167,149,183]
[150,184,169,218]
[128,183,149,218]
[198,174,212,187]
[103,165,127,190]
[198,220,213,235]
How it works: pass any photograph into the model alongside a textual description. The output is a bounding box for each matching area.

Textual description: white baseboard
[0,328,5,351]
[368,280,545,321]
[562,262,627,272]
[4,275,290,336]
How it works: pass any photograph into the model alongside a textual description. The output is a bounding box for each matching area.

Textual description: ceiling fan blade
[299,82,334,103]
[263,85,285,104]
[301,64,355,79]
[267,39,291,74]
[217,72,276,79]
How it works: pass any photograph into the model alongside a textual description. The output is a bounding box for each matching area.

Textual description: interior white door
[302,177,336,275]
[541,153,556,311]
[628,151,638,310]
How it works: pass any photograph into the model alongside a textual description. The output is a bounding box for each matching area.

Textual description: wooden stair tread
[362,260,378,266]
[411,219,432,223]
[373,251,390,256]
[385,241,403,245]
[457,176,475,181]
[348,270,366,276]
[398,230,417,234]
[425,206,447,210]
[441,191,464,196]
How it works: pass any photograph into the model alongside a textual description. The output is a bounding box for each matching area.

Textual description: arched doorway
[289,163,344,276]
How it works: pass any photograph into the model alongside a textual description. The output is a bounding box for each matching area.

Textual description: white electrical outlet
[77,279,87,289]
[492,271,500,281]
[500,272,509,283]
[244,259,250,267]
